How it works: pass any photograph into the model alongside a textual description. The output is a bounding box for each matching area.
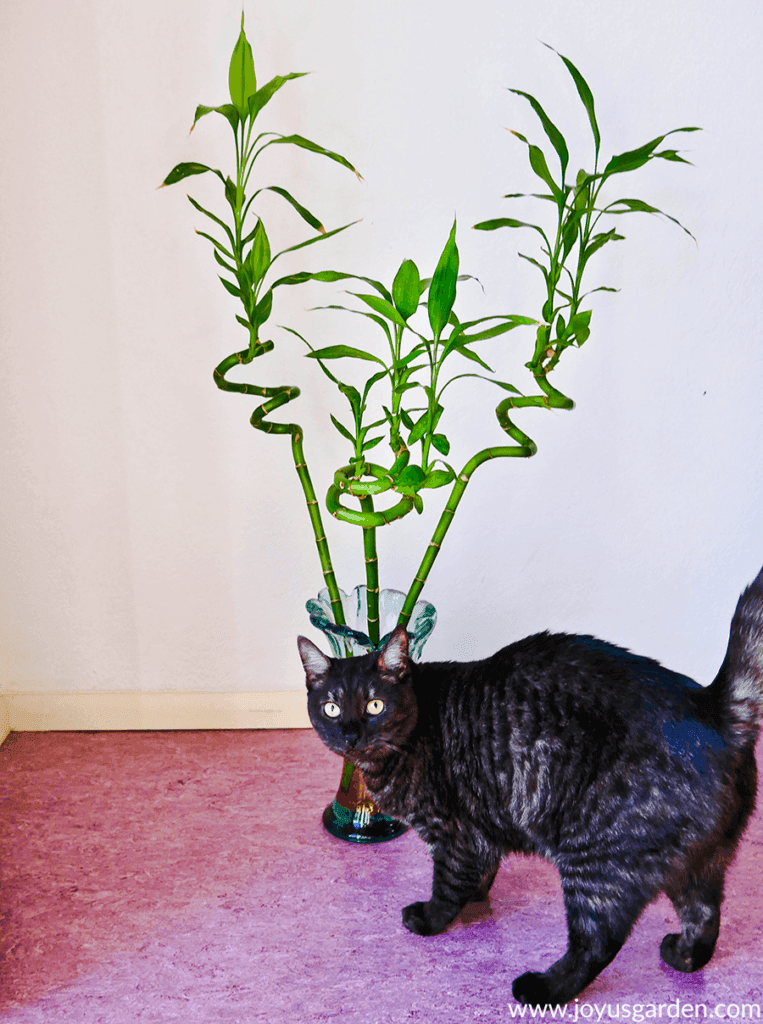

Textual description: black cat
[298,568,763,1006]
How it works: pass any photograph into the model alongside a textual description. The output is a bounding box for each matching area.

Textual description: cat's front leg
[402,843,493,937]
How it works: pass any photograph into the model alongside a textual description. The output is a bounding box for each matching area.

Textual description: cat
[298,567,763,1007]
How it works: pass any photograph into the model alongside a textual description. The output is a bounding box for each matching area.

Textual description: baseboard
[0,695,10,746]
[0,690,311,736]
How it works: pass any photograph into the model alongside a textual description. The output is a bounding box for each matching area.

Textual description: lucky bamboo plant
[162,20,697,651]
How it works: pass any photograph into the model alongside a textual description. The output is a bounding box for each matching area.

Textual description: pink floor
[0,730,761,1023]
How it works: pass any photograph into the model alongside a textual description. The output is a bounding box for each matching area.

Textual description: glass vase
[306,585,436,843]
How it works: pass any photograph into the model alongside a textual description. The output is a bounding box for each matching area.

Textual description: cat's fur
[298,568,763,1006]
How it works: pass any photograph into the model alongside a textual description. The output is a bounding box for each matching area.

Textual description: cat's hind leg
[513,868,651,1006]
[661,858,726,974]
[468,861,501,903]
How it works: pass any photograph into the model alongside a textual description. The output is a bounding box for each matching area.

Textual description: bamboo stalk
[360,496,380,646]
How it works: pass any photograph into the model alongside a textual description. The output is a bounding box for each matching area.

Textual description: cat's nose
[341,723,362,747]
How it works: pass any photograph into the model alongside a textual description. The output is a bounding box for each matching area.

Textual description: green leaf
[219,276,241,298]
[361,435,384,452]
[308,304,394,348]
[191,104,239,133]
[491,379,522,394]
[162,162,216,187]
[400,409,414,431]
[330,414,355,444]
[431,433,450,456]
[606,198,662,215]
[224,175,238,210]
[511,133,563,202]
[604,139,662,176]
[502,192,557,203]
[271,219,359,262]
[428,221,459,339]
[509,89,569,179]
[408,413,430,446]
[479,321,536,343]
[264,134,360,177]
[603,198,696,240]
[422,468,455,488]
[584,285,619,297]
[472,217,548,245]
[271,269,354,288]
[392,259,421,320]
[213,248,237,275]
[196,230,234,260]
[350,292,408,328]
[305,345,386,366]
[187,195,234,242]
[396,465,426,490]
[248,72,308,122]
[603,128,699,178]
[362,369,390,405]
[582,228,624,265]
[256,186,324,232]
[441,373,522,398]
[574,168,592,212]
[246,220,271,286]
[338,382,361,413]
[252,289,273,330]
[568,309,591,334]
[517,252,550,282]
[229,14,257,120]
[561,209,584,259]
[194,232,233,262]
[653,149,692,164]
[450,345,494,372]
[271,269,392,303]
[449,315,536,346]
[544,45,601,157]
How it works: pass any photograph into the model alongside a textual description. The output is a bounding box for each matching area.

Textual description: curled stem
[327,462,416,528]
[214,347,346,627]
[398,369,573,627]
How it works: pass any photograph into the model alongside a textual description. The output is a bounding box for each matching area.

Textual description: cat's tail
[708,565,763,748]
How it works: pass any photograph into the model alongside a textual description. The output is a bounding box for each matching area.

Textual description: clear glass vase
[306,585,437,843]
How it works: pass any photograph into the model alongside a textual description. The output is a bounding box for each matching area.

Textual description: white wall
[1,0,762,706]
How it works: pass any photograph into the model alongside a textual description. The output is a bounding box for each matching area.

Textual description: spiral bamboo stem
[398,367,573,627]
[213,347,346,628]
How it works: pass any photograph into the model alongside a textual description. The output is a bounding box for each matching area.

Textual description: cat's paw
[402,900,448,936]
[512,971,552,1007]
[660,933,715,974]
[660,934,691,973]
[402,901,434,935]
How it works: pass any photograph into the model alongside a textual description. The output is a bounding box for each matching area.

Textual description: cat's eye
[323,702,341,718]
[366,699,385,716]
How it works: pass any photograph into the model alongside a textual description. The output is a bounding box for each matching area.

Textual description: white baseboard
[0,695,9,746]
[0,690,310,739]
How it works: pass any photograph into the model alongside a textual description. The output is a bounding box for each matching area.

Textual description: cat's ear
[377,625,410,680]
[297,636,332,690]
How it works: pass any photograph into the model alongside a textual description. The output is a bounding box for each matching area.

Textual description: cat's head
[297,626,418,762]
